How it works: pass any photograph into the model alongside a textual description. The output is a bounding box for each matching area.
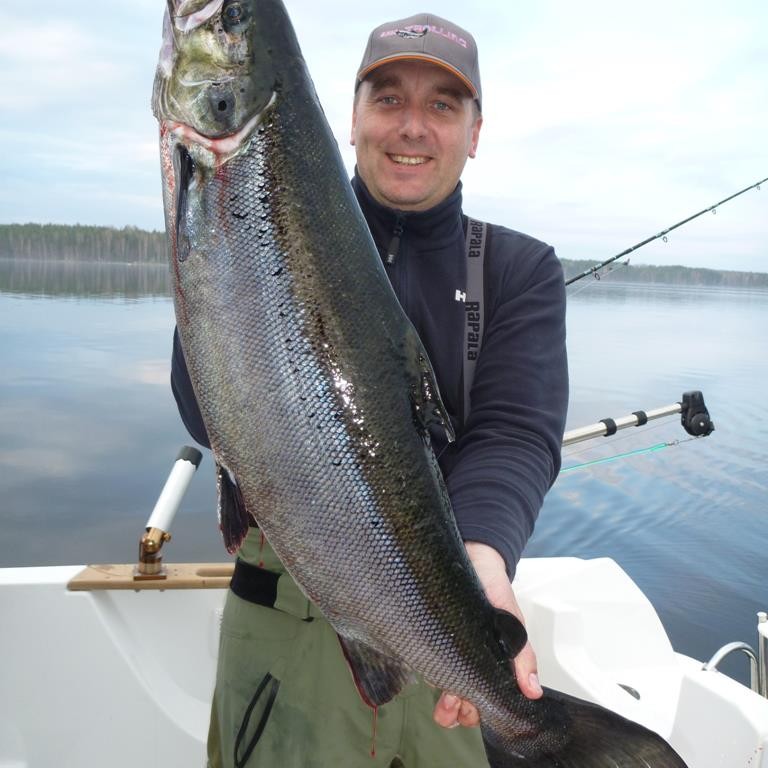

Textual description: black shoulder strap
[463,217,488,421]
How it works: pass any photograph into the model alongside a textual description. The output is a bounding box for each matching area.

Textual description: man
[172,12,568,768]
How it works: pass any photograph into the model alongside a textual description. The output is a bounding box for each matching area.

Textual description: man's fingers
[458,699,480,726]
[514,641,543,699]
[433,692,460,727]
[433,693,480,728]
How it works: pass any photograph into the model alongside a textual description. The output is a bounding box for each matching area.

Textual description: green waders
[208,529,490,768]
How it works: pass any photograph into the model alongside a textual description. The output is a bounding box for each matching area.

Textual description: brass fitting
[134,527,172,581]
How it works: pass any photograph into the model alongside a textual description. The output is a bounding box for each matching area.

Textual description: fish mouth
[176,74,237,88]
[171,0,224,32]
[173,143,196,263]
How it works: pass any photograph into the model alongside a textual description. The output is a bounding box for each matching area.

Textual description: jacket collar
[351,171,465,252]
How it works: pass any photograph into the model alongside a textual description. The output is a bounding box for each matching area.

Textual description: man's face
[351,60,482,212]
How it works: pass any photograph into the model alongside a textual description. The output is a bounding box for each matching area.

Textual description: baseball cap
[356,13,482,110]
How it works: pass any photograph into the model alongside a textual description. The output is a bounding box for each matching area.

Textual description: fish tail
[481,688,688,767]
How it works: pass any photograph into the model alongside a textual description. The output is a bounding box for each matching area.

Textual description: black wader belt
[231,558,279,607]
[463,217,487,421]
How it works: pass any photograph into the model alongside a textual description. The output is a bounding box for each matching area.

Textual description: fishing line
[565,176,767,286]
[561,442,671,473]
[560,437,701,474]
[566,260,630,298]
[562,416,673,460]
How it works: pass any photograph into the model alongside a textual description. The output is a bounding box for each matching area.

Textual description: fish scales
[153,0,689,764]
[168,88,510,710]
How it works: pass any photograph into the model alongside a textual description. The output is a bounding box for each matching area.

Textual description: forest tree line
[561,259,768,288]
[0,223,166,263]
[1,223,766,287]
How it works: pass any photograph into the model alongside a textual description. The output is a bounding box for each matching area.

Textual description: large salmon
[152,1,688,765]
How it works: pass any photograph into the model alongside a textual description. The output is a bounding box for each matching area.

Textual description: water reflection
[569,279,768,307]
[0,267,220,567]
[0,257,170,298]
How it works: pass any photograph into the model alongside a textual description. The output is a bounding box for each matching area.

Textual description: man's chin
[378,185,434,212]
[360,170,437,211]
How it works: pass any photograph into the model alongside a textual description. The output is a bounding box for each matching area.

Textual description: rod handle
[145,446,203,533]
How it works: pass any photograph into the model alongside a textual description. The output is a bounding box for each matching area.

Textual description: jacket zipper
[386,215,406,265]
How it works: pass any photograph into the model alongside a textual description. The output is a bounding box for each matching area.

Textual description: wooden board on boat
[67,563,234,591]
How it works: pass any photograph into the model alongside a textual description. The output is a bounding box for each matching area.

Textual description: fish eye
[221,0,249,30]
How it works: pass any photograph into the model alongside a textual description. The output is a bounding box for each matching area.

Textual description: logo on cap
[395,27,428,39]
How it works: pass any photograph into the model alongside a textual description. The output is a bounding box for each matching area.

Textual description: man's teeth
[390,155,428,165]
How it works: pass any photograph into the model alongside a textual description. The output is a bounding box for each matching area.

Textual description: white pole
[145,446,203,533]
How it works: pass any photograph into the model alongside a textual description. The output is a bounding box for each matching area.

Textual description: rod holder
[133,446,203,582]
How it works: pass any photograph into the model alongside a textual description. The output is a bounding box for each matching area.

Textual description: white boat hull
[1,558,766,767]
[1,565,221,767]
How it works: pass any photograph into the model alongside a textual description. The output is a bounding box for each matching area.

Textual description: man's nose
[398,105,428,140]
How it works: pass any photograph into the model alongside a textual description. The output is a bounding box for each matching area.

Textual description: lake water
[1,258,766,685]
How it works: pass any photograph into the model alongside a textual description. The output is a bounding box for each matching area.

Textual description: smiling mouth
[389,154,430,166]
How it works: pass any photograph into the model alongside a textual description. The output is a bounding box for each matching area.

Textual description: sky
[1,0,766,272]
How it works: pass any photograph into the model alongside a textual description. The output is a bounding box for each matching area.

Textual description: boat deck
[1,557,766,767]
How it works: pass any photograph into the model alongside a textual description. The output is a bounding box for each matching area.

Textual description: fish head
[152,0,277,167]
[152,0,286,270]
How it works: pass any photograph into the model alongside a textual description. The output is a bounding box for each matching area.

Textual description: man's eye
[380,96,399,105]
[434,101,451,112]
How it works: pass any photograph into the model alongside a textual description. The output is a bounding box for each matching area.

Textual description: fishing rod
[561,390,714,447]
[565,176,768,286]
[559,391,714,475]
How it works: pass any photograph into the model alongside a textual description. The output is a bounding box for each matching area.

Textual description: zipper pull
[386,216,405,265]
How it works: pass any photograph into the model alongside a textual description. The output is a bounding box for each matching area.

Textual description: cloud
[457,5,768,273]
[0,129,157,174]
[0,14,123,111]
[0,16,85,63]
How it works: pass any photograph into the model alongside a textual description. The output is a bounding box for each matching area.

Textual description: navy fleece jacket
[171,174,568,578]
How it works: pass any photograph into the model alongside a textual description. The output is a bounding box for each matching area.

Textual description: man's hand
[433,542,543,729]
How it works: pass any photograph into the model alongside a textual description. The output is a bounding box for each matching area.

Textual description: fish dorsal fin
[216,463,251,554]
[405,327,455,443]
[493,608,528,661]
[337,635,415,707]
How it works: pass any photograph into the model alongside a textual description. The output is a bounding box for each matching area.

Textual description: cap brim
[357,54,478,101]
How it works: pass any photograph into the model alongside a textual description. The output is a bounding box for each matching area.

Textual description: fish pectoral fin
[493,607,528,660]
[216,463,252,554]
[337,635,414,708]
[406,328,455,443]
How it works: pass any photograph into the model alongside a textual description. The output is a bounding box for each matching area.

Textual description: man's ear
[468,115,483,159]
[350,108,357,146]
